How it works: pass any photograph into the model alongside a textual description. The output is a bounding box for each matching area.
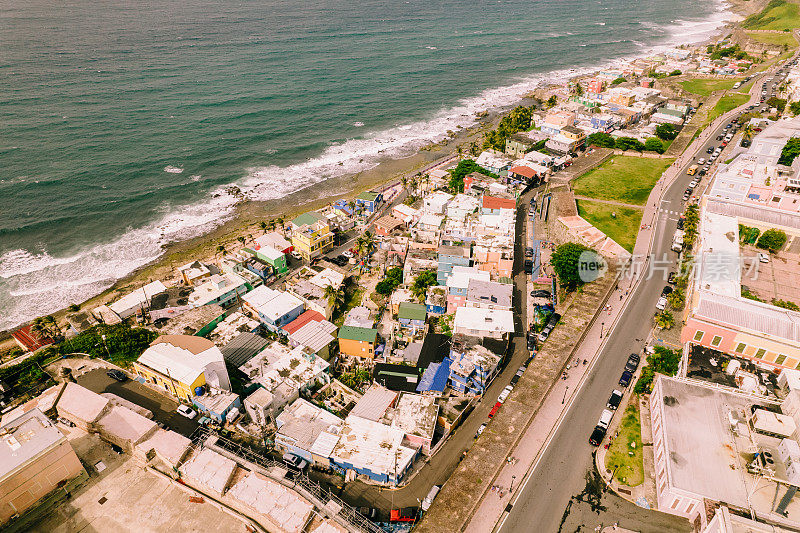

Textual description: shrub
[645,137,665,154]
[778,138,800,166]
[586,132,616,148]
[614,137,645,152]
[375,267,404,295]
[655,124,678,141]
[756,228,788,252]
[551,242,595,292]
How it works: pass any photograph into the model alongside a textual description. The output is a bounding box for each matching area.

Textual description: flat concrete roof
[57,382,109,424]
[0,408,65,479]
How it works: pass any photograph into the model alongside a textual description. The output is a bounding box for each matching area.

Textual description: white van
[421,485,441,512]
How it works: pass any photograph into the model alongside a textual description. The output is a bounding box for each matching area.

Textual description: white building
[453,307,515,339]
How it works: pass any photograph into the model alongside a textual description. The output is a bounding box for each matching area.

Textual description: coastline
[0,0,747,337]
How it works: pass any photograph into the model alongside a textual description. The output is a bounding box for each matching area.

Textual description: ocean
[0,0,729,331]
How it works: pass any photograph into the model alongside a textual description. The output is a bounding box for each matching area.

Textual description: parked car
[537,312,562,343]
[526,332,536,352]
[476,423,487,438]
[606,389,624,411]
[282,452,309,471]
[706,147,714,154]
[661,286,673,297]
[682,190,691,201]
[619,370,633,388]
[525,247,534,257]
[759,252,770,263]
[697,158,706,165]
[498,385,513,404]
[342,250,354,258]
[589,409,614,446]
[390,508,417,522]
[488,401,502,419]
[625,353,641,373]
[656,296,668,310]
[688,180,698,189]
[176,404,197,419]
[291,250,302,260]
[530,289,552,298]
[421,485,441,512]
[524,259,533,271]
[106,369,127,381]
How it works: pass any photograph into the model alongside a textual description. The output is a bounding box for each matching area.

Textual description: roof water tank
[194,386,205,396]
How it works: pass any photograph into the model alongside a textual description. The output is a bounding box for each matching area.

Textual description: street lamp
[562,385,569,404]
[510,475,516,491]
[600,322,605,338]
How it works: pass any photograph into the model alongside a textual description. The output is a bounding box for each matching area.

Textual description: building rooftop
[453,307,515,335]
[188,273,247,307]
[0,408,66,479]
[95,405,157,446]
[253,231,292,252]
[108,280,167,317]
[694,211,741,298]
[57,382,110,424]
[276,399,343,452]
[466,279,513,308]
[193,387,240,415]
[446,266,490,290]
[138,335,225,386]
[356,191,381,202]
[349,385,397,421]
[338,325,377,344]
[220,332,270,367]
[343,306,373,328]
[385,393,439,441]
[243,286,304,322]
[291,319,337,354]
[373,363,421,393]
[416,358,452,394]
[292,211,326,228]
[206,311,260,346]
[331,415,416,478]
[135,428,191,468]
[227,471,314,533]
[398,302,427,322]
[239,342,329,391]
[181,448,236,495]
[694,291,800,344]
[308,268,345,290]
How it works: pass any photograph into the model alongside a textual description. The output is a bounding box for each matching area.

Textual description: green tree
[355,231,375,259]
[259,221,268,233]
[645,137,665,154]
[615,137,645,152]
[31,315,61,342]
[546,95,558,108]
[611,77,626,85]
[375,267,404,296]
[790,101,800,116]
[779,138,800,166]
[411,270,438,301]
[667,288,685,309]
[669,69,682,76]
[586,132,616,148]
[448,159,498,193]
[766,96,787,113]
[757,228,788,252]
[551,242,594,292]
[654,310,675,330]
[215,244,227,258]
[655,123,678,141]
[323,284,346,313]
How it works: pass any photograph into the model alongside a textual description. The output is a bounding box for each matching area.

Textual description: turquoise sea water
[0,0,728,330]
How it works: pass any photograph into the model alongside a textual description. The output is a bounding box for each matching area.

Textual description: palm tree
[742,125,753,144]
[400,175,408,192]
[237,236,246,247]
[259,221,268,234]
[323,284,345,314]
[654,310,675,330]
[216,244,227,259]
[276,216,285,236]
[31,315,60,341]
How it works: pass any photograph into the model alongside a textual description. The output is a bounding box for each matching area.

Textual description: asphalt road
[498,61,794,533]
[77,368,200,437]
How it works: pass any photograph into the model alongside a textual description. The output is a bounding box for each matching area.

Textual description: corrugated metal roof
[707,197,800,231]
[695,291,800,342]
[416,357,451,394]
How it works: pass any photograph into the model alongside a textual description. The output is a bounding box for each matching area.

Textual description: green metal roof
[356,191,380,202]
[291,212,325,228]
[398,302,427,321]
[338,325,378,343]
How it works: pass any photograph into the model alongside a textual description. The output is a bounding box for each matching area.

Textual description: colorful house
[374,215,405,236]
[246,243,288,277]
[291,220,334,262]
[481,195,516,215]
[290,211,326,233]
[133,335,231,403]
[338,325,379,360]
[446,266,491,311]
[397,302,427,335]
[242,286,305,333]
[355,191,383,215]
[504,133,536,159]
[436,244,472,285]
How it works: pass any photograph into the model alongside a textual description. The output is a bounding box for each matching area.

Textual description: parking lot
[741,246,800,304]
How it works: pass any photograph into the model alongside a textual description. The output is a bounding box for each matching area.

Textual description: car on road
[421,485,441,512]
[682,190,691,201]
[589,409,614,446]
[498,385,513,404]
[607,389,624,411]
[390,508,417,522]
[530,289,552,298]
[656,296,668,310]
[524,259,533,272]
[106,369,127,381]
[176,405,197,419]
[527,331,537,352]
[619,370,634,388]
[282,453,308,471]
[538,312,562,342]
[476,422,487,437]
[706,147,714,154]
[697,158,706,165]
[625,353,641,373]
[716,134,724,141]
[488,401,502,419]
[525,247,534,257]
[688,180,698,189]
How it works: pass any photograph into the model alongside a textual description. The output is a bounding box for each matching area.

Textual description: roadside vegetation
[746,31,799,48]
[701,93,750,128]
[680,78,743,97]
[634,346,681,394]
[575,200,642,253]
[572,156,673,206]
[743,0,800,31]
[604,403,644,487]
[551,242,595,292]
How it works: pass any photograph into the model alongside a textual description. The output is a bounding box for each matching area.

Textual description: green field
[746,30,799,47]
[604,403,644,487]
[743,0,800,31]
[576,200,642,253]
[572,155,673,206]
[680,78,742,97]
[702,93,751,127]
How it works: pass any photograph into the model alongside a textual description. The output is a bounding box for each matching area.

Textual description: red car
[390,508,417,522]
[488,401,502,419]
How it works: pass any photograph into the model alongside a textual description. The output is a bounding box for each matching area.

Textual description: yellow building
[133,335,231,402]
[337,326,378,360]
[291,220,334,262]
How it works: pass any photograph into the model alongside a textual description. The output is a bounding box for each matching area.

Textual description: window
[693,331,705,342]
[776,354,788,366]
[711,335,722,347]
[755,348,766,359]
[735,343,747,353]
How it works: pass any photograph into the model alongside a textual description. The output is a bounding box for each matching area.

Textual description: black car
[525,247,534,257]
[106,369,127,381]
[606,389,624,410]
[619,370,634,387]
[716,134,724,141]
[677,217,685,230]
[706,147,714,154]
[527,334,537,352]
[625,353,641,373]
[510,374,521,386]
[530,289,552,298]
[524,259,533,272]
[589,426,607,446]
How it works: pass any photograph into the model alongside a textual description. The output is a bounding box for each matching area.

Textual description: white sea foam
[0,1,733,332]
[353,121,365,127]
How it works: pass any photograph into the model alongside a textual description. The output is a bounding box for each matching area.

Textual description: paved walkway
[573,196,644,210]
[464,61,776,533]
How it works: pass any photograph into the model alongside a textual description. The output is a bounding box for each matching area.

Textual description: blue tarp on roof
[416,357,451,393]
[748,193,760,200]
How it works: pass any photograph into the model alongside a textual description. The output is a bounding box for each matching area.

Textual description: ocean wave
[0,1,732,331]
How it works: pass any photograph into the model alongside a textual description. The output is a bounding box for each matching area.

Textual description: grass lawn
[746,30,799,47]
[743,0,800,31]
[604,403,644,487]
[680,78,742,97]
[576,200,643,253]
[572,155,673,206]
[701,93,751,128]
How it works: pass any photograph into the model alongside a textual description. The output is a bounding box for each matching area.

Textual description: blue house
[436,244,471,285]
[192,388,241,423]
[243,258,273,284]
[416,357,451,395]
[242,286,305,333]
[448,346,501,395]
[425,286,447,315]
[397,302,427,335]
[355,191,383,215]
